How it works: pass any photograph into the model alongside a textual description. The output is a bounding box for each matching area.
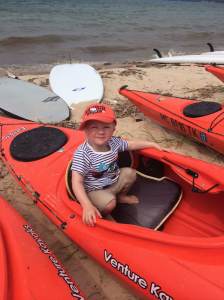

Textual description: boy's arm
[72,171,102,226]
[126,140,172,152]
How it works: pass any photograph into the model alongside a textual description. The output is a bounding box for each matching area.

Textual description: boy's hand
[83,203,102,227]
[153,143,172,153]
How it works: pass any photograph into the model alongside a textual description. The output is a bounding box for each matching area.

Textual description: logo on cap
[85,105,106,118]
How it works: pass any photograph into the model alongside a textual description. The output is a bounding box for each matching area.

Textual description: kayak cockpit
[66,150,224,239]
[66,151,182,231]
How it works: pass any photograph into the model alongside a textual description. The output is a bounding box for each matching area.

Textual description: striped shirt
[71,137,128,193]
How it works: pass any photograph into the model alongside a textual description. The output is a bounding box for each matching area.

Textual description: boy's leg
[116,174,138,204]
[87,190,117,222]
[101,199,117,222]
[86,168,138,222]
[115,168,139,204]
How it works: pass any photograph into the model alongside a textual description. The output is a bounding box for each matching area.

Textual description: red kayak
[0,195,86,300]
[119,85,224,154]
[205,64,224,83]
[1,117,224,299]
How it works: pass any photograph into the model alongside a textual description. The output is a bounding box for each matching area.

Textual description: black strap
[192,176,219,194]
[162,157,218,193]
[208,111,224,132]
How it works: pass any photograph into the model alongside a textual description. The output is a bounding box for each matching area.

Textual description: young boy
[71,103,171,227]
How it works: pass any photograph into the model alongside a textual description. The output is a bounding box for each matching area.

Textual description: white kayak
[49,64,104,108]
[149,54,224,64]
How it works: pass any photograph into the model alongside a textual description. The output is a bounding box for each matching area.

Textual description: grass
[79,255,88,260]
[206,146,221,163]
[140,128,191,149]
[99,269,106,284]
[117,127,223,163]
[56,243,74,252]
[63,248,80,263]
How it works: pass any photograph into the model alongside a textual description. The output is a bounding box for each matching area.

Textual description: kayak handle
[210,62,216,67]
[185,168,198,178]
[120,85,128,91]
[209,111,224,132]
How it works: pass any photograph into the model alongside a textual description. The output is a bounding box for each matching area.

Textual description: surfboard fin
[153,49,162,58]
[207,43,214,52]
[168,52,172,57]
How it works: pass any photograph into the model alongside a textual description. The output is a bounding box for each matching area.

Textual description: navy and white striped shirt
[71,137,128,192]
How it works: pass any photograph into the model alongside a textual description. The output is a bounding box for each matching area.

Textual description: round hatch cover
[10,126,67,161]
[183,101,222,118]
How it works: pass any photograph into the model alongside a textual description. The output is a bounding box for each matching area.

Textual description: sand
[1,63,224,299]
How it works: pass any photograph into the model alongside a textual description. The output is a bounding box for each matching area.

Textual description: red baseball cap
[79,103,117,130]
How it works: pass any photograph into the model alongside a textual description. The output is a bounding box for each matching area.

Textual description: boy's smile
[84,120,116,152]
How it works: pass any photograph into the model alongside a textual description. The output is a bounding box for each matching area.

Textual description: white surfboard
[49,64,104,107]
[201,51,224,55]
[149,55,224,64]
[0,78,70,123]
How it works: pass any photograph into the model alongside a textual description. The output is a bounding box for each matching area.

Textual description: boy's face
[84,120,116,148]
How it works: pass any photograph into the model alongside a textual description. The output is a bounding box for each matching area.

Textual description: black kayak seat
[111,173,181,230]
[183,101,222,118]
[66,151,182,230]
[10,127,68,162]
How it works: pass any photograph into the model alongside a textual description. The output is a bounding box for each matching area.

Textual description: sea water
[0,0,224,71]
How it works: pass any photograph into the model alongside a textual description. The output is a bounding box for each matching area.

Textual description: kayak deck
[2,117,224,299]
[1,119,224,241]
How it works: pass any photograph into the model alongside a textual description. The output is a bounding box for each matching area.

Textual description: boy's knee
[107,199,116,210]
[125,168,136,182]
[102,199,116,216]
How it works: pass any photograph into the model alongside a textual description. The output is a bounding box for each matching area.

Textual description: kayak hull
[119,87,224,154]
[0,194,87,300]
[1,117,224,299]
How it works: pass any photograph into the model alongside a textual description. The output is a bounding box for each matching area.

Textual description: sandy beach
[1,63,224,299]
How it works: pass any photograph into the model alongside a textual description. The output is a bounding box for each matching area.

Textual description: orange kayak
[119,85,224,154]
[0,194,87,300]
[1,117,224,299]
[205,64,224,83]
